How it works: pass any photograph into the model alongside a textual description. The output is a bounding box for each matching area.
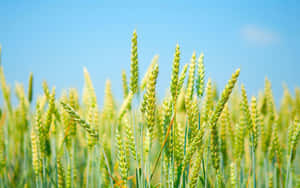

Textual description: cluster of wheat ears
[0,31,300,188]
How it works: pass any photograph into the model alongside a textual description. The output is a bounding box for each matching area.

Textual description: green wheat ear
[201,78,213,124]
[183,127,205,169]
[210,68,240,127]
[121,69,129,99]
[235,112,245,163]
[0,66,12,116]
[31,125,40,177]
[185,52,197,103]
[268,118,281,163]
[262,78,276,153]
[42,80,51,100]
[250,96,260,149]
[196,53,205,97]
[209,69,240,171]
[116,129,128,185]
[124,117,139,160]
[118,91,133,121]
[103,79,115,120]
[240,84,253,133]
[83,67,97,107]
[130,30,139,94]
[189,150,203,188]
[61,102,99,138]
[45,88,56,132]
[28,72,33,103]
[176,63,188,96]
[230,162,237,187]
[219,105,228,166]
[57,158,66,188]
[186,96,199,138]
[170,44,180,100]
[289,118,300,162]
[69,88,79,136]
[145,64,159,139]
[141,55,159,91]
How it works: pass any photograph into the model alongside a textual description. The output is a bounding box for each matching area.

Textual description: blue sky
[0,1,299,106]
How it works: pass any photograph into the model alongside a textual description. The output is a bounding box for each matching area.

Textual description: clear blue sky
[0,1,299,106]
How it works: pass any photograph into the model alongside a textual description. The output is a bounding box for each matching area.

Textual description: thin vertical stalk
[71,141,75,188]
[36,175,39,188]
[131,108,140,185]
[250,134,256,188]
[264,157,269,187]
[53,135,58,188]
[286,154,292,188]
[42,157,46,187]
[178,117,189,188]
[205,136,210,188]
[0,174,2,188]
[235,162,238,188]
[91,147,95,188]
[252,146,256,188]
[240,158,244,188]
[4,122,8,187]
[86,153,89,188]
[172,123,175,188]
[273,160,277,188]
[140,122,144,188]
[161,153,164,187]
[101,147,113,188]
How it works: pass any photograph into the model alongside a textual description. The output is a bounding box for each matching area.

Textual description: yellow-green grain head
[28,72,34,103]
[170,44,180,100]
[130,30,139,94]
[196,53,205,98]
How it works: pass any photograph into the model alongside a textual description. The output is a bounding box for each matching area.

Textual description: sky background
[0,1,299,106]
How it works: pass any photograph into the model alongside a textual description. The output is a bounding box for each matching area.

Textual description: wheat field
[0,31,300,188]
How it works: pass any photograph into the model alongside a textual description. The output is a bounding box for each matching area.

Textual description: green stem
[205,136,210,188]
[252,147,256,188]
[286,154,292,188]
[91,148,95,188]
[264,157,268,187]
[131,109,140,181]
[36,176,39,188]
[86,153,89,188]
[101,147,113,187]
[235,162,238,188]
[42,157,46,187]
[172,123,175,187]
[71,141,74,188]
[273,160,277,188]
[240,158,244,188]
[140,122,144,188]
